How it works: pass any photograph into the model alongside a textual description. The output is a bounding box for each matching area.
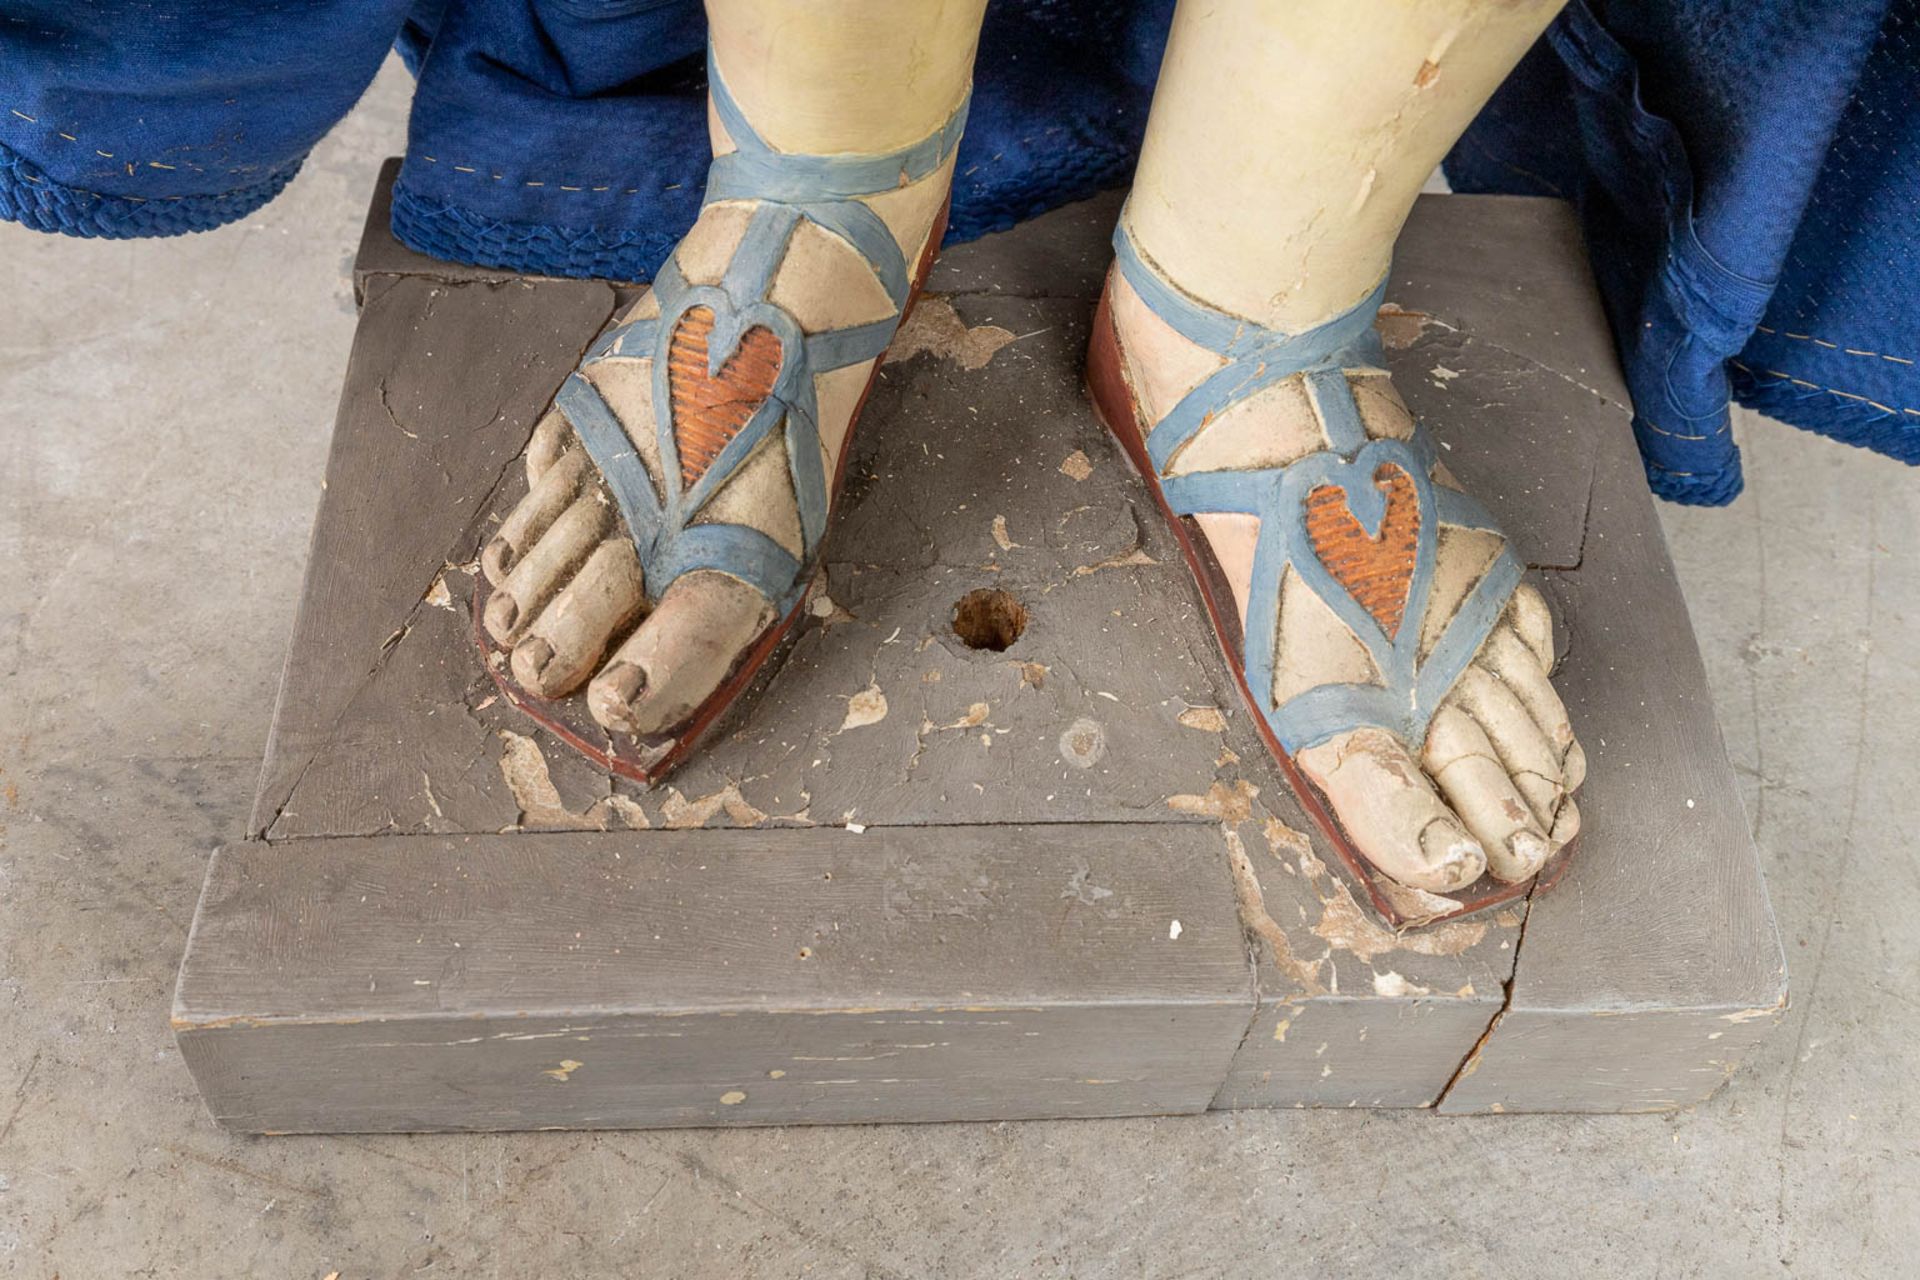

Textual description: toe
[485,449,589,585]
[1449,665,1566,826]
[526,409,574,485]
[1423,705,1551,882]
[1549,794,1581,850]
[1561,737,1587,792]
[1482,626,1573,753]
[483,492,608,646]
[1507,583,1554,670]
[510,538,647,697]
[588,571,776,737]
[1298,727,1488,894]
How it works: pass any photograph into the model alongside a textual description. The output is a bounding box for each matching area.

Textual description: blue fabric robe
[3,0,1910,505]
[1448,0,1917,503]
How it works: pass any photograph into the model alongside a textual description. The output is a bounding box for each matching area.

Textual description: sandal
[1086,216,1577,924]
[475,56,965,784]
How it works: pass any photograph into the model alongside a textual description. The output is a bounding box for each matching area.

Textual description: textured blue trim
[1114,217,1521,753]
[1735,370,1920,467]
[0,140,301,240]
[389,184,678,283]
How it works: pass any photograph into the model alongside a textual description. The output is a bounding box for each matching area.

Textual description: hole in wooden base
[951,588,1028,652]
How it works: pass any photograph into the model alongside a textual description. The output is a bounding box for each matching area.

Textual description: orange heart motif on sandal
[1303,462,1421,639]
[667,304,785,491]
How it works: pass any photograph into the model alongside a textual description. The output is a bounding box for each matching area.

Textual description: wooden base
[172,164,1786,1131]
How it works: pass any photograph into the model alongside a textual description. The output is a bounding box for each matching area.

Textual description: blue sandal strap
[652,522,805,609]
[556,373,663,546]
[704,51,970,207]
[560,371,810,610]
[557,56,966,614]
[1113,215,1522,754]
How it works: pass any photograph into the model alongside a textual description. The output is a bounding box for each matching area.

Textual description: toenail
[591,662,648,734]
[485,536,516,577]
[602,660,646,705]
[1508,830,1548,873]
[518,638,554,679]
[1419,822,1485,887]
[485,593,520,639]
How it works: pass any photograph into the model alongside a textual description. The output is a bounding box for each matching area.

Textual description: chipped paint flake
[1177,706,1228,733]
[839,681,889,732]
[1312,880,1488,963]
[884,295,1017,370]
[660,782,769,829]
[497,730,654,831]
[1071,546,1159,577]
[991,515,1018,551]
[1262,815,1312,860]
[1376,876,1471,925]
[1223,827,1325,995]
[807,587,855,626]
[1372,970,1432,998]
[595,794,651,830]
[1059,449,1094,481]
[497,730,577,830]
[1057,717,1107,769]
[543,1059,584,1082]
[1721,1006,1780,1024]
[1167,779,1258,824]
[1374,304,1433,350]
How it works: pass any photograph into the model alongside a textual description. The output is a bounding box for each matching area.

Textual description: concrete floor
[3,62,1916,1279]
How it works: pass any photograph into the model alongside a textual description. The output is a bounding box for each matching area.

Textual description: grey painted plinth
[173,164,1785,1131]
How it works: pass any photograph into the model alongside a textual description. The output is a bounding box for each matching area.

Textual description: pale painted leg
[1113,0,1583,895]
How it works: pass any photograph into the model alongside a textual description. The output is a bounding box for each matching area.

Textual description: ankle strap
[1112,217,1390,472]
[703,52,970,207]
[1111,216,1386,362]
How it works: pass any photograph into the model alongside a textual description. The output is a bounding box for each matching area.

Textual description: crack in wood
[1430,870,1541,1110]
[257,282,616,839]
